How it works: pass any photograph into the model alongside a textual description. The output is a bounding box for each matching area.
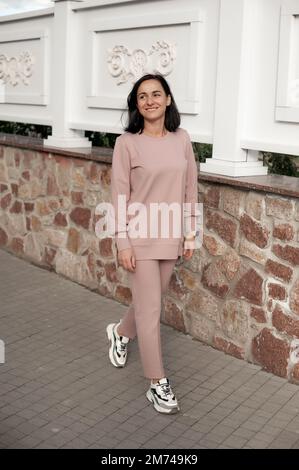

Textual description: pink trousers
[120,258,177,379]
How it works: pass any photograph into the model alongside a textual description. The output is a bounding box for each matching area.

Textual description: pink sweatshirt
[111,127,198,260]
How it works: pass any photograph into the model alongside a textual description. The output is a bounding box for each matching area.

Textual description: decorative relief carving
[107,40,176,84]
[0,51,35,86]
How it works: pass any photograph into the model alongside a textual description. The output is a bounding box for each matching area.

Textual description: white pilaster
[200,0,268,177]
[44,0,91,148]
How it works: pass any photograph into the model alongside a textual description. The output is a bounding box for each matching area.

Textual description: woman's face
[136,79,171,123]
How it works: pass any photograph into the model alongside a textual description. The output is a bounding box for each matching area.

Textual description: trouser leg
[120,258,177,339]
[120,258,177,379]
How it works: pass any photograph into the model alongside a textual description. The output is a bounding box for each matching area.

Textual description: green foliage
[1,121,298,177]
[262,152,299,177]
[0,121,51,138]
[192,142,212,163]
[0,122,119,147]
[85,131,118,148]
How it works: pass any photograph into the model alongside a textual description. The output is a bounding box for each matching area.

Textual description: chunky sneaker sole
[146,389,180,414]
[106,323,128,368]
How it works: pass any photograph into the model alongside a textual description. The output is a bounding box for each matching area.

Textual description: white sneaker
[146,377,180,414]
[106,322,129,368]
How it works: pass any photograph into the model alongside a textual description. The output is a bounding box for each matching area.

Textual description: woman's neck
[140,126,167,137]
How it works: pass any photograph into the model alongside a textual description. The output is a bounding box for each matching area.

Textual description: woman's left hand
[183,248,194,260]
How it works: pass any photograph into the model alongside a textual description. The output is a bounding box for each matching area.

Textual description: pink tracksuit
[111,128,198,378]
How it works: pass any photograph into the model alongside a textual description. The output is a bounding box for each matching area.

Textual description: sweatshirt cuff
[115,236,132,252]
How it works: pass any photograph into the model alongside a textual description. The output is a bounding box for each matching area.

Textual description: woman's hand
[118,248,136,272]
[183,248,194,261]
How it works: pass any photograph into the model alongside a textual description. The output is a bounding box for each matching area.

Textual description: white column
[200,0,268,177]
[44,0,91,148]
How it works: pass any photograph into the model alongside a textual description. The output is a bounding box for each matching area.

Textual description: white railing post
[44,0,91,148]
[200,0,268,177]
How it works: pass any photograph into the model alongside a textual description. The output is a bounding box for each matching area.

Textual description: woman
[106,73,198,414]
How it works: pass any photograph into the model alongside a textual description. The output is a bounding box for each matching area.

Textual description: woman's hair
[122,73,181,133]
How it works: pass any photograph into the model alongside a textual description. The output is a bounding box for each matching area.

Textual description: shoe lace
[118,338,127,353]
[159,382,172,398]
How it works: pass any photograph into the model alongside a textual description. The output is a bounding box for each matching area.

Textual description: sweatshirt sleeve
[184,130,199,248]
[111,136,132,252]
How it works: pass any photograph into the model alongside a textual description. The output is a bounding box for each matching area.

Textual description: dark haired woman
[106,73,198,414]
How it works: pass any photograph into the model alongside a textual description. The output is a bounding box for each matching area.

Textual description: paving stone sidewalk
[1,249,299,449]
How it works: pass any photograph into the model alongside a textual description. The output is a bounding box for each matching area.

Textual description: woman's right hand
[118,248,136,272]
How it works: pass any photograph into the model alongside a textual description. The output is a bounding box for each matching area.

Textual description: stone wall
[1,140,299,384]
[181,182,299,384]
[0,144,131,304]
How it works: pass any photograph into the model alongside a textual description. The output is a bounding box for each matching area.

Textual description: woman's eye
[139,94,160,99]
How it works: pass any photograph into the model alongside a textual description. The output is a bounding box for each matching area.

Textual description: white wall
[0,0,298,176]
[0,7,54,125]
[67,0,219,145]
[241,0,299,156]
